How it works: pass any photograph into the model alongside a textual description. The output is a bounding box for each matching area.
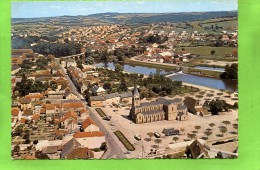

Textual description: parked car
[134,134,142,141]
[154,132,161,138]
[103,116,112,121]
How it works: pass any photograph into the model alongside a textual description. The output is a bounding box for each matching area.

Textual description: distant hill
[12,11,237,25]
[87,11,237,24]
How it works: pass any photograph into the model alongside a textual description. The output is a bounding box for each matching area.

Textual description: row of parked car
[134,128,180,141]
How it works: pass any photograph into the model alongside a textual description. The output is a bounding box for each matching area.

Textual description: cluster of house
[56,25,140,50]
[11,52,107,159]
[63,62,101,94]
[140,44,191,64]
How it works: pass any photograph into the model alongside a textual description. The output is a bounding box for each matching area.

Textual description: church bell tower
[132,86,140,107]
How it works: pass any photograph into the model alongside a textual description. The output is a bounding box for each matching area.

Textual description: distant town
[11,11,238,159]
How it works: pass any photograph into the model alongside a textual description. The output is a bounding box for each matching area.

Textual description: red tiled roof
[81,118,97,129]
[25,94,44,99]
[32,114,40,121]
[59,111,78,123]
[79,109,88,115]
[20,118,26,123]
[46,104,56,110]
[12,108,20,116]
[66,147,94,159]
[73,131,104,138]
[62,102,84,109]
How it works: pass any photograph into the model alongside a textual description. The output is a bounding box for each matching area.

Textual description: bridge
[58,52,85,60]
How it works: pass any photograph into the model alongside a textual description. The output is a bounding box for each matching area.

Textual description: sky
[12,1,238,18]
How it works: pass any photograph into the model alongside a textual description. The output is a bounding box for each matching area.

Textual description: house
[92,86,106,95]
[62,102,84,112]
[45,104,56,116]
[22,109,34,120]
[195,107,211,117]
[222,34,230,41]
[65,92,78,100]
[60,138,94,159]
[78,109,89,122]
[31,114,40,123]
[12,107,20,119]
[66,147,94,160]
[104,93,120,105]
[25,93,44,102]
[58,111,78,134]
[183,97,197,114]
[20,98,32,110]
[73,131,105,149]
[120,92,132,104]
[89,96,105,107]
[186,139,209,158]
[81,118,99,132]
[66,59,77,67]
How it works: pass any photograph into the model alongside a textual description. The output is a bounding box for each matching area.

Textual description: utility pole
[142,145,145,158]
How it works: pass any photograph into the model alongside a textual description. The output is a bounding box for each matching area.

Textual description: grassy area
[114,131,135,151]
[176,46,237,58]
[186,67,222,78]
[125,59,177,71]
[95,108,107,118]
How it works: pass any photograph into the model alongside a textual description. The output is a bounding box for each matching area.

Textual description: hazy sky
[12,1,238,18]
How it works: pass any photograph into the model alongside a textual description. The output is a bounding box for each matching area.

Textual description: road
[55,59,82,99]
[88,108,127,159]
[55,58,127,159]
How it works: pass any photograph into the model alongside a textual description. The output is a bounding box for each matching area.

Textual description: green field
[114,131,135,151]
[95,108,107,118]
[176,46,237,58]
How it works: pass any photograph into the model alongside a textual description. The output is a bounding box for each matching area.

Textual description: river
[94,62,238,92]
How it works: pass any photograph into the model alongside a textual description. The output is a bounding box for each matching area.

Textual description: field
[176,46,237,58]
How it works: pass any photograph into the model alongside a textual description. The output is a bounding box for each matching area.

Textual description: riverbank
[124,59,177,71]
[125,59,222,78]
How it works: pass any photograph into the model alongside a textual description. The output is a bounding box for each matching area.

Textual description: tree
[209,99,225,115]
[232,123,238,130]
[35,150,49,159]
[220,64,238,80]
[222,120,231,128]
[204,130,212,139]
[194,126,201,133]
[209,123,215,128]
[13,145,20,153]
[85,56,94,65]
[115,64,123,72]
[118,78,128,92]
[173,136,179,143]
[233,102,238,109]
[147,132,154,140]
[219,127,227,137]
[50,81,57,91]
[180,128,185,135]
[187,133,196,140]
[103,82,112,90]
[210,50,216,55]
[154,139,162,148]
[100,142,107,150]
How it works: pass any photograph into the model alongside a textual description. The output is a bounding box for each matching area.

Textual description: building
[129,86,188,124]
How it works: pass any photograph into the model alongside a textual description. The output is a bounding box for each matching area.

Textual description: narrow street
[55,58,127,159]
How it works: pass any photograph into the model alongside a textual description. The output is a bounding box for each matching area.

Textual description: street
[55,58,127,159]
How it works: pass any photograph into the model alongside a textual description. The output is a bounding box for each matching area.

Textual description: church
[129,86,188,124]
